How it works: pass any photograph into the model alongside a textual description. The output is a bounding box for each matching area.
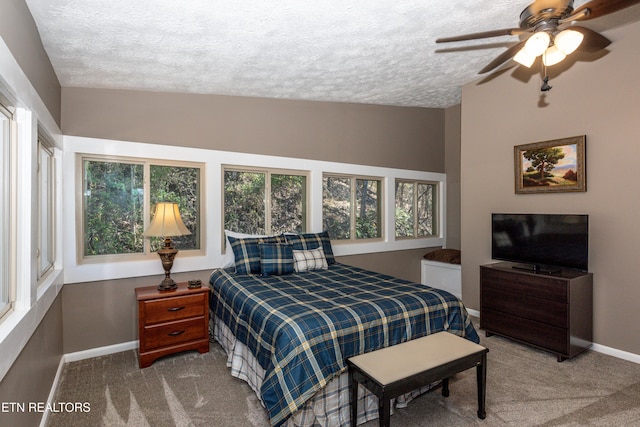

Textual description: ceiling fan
[436,0,640,88]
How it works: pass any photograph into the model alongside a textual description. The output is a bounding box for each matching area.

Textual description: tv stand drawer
[481,309,567,355]
[481,286,567,328]
[480,263,592,361]
[481,267,566,302]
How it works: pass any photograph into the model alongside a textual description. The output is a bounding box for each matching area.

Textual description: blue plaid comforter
[209,263,479,427]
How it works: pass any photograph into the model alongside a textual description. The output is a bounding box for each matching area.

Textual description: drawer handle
[168,330,185,337]
[167,306,186,312]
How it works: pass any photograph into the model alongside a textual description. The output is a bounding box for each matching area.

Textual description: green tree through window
[82,158,201,258]
[395,180,437,238]
[223,168,307,236]
[323,175,382,241]
[83,160,144,255]
[150,165,201,251]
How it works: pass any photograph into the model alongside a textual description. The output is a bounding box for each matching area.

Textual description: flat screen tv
[491,213,588,273]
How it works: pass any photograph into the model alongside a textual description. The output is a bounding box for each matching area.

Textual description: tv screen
[491,213,588,272]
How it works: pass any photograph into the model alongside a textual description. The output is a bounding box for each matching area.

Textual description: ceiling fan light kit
[555,29,584,54]
[514,49,537,67]
[515,28,584,68]
[435,0,640,92]
[542,45,567,66]
[524,32,551,56]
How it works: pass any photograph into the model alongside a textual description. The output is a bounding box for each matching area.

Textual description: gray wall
[0,296,63,427]
[0,0,61,124]
[60,89,448,353]
[61,87,445,173]
[460,21,640,356]
[445,104,461,250]
[63,270,213,353]
[338,248,428,284]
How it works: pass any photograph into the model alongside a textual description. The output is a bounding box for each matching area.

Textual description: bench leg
[441,377,450,397]
[378,395,391,427]
[476,353,487,419]
[350,371,358,426]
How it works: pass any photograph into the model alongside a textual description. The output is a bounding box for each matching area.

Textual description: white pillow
[293,247,328,272]
[222,230,271,268]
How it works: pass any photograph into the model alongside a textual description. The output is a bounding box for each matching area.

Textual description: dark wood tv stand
[480,262,592,362]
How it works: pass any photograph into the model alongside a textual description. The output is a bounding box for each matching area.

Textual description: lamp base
[157,277,177,291]
[156,237,178,291]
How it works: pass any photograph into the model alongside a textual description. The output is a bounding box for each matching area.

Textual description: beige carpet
[47,329,640,427]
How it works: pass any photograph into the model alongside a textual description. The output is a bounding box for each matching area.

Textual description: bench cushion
[348,332,485,386]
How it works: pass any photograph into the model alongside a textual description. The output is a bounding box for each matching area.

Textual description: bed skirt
[211,315,435,427]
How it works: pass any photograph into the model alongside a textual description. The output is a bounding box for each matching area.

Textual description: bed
[208,232,479,427]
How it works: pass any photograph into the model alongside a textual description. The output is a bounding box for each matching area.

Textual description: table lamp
[145,202,191,291]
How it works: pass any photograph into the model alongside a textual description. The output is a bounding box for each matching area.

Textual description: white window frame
[0,42,65,384]
[77,154,205,264]
[0,99,15,322]
[322,173,384,243]
[37,130,56,282]
[64,136,445,283]
[222,165,310,244]
[394,179,439,239]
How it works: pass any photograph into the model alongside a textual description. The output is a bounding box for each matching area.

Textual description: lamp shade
[145,202,191,237]
[514,48,536,68]
[524,32,550,57]
[543,45,567,66]
[555,29,584,55]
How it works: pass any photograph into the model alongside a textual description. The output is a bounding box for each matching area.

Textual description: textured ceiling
[23,0,640,108]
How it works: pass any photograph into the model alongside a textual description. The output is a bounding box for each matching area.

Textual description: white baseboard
[39,340,138,427]
[63,340,138,363]
[466,308,480,318]
[591,343,640,365]
[466,310,640,364]
[39,353,67,427]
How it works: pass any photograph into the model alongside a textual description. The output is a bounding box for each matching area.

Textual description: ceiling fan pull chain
[541,63,552,92]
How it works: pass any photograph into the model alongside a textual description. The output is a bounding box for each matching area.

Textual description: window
[223,167,308,236]
[323,175,383,241]
[149,165,201,252]
[0,100,14,319]
[395,180,438,238]
[81,156,203,261]
[37,133,55,281]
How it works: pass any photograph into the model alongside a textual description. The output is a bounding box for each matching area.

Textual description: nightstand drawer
[142,293,206,325]
[142,317,207,351]
[136,282,210,368]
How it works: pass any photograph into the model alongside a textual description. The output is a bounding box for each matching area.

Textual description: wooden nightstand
[135,282,210,368]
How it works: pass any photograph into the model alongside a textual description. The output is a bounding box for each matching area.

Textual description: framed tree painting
[514,135,586,194]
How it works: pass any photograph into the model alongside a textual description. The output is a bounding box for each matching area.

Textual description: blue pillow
[228,235,285,275]
[259,243,294,276]
[285,231,336,265]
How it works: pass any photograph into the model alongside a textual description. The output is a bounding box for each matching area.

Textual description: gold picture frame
[515,135,586,194]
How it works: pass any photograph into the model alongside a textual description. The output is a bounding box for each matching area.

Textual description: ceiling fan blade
[532,0,572,7]
[571,26,612,52]
[436,28,528,43]
[561,0,640,22]
[478,41,526,74]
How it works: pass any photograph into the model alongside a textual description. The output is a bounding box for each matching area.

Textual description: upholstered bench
[347,331,488,426]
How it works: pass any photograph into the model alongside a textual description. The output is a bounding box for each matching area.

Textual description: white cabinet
[421,259,462,299]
